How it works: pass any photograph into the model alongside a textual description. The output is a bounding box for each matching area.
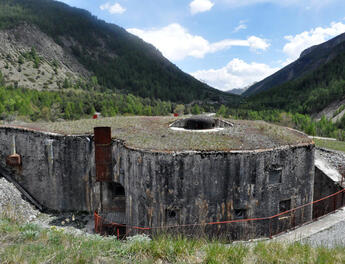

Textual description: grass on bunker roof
[27,116,312,152]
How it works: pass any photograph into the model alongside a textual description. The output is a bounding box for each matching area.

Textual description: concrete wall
[103,142,315,240]
[313,167,344,218]
[0,127,315,240]
[0,127,99,212]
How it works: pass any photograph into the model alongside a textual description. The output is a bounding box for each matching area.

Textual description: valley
[0,0,344,263]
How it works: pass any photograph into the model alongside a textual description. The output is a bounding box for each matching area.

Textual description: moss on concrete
[15,116,312,152]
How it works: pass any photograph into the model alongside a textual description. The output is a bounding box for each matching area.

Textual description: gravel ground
[0,176,94,236]
[301,217,345,248]
[316,148,345,173]
[0,177,39,223]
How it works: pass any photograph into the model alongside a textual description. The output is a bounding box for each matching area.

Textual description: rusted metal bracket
[6,154,21,167]
[6,135,21,167]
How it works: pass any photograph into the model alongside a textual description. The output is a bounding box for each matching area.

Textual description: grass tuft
[1,218,345,263]
[20,116,312,152]
[314,138,345,153]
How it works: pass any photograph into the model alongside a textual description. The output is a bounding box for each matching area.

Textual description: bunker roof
[18,116,313,152]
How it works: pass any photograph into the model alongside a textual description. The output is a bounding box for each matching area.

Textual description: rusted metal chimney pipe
[94,127,113,182]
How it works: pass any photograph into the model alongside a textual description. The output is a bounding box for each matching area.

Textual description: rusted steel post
[94,127,112,182]
[94,212,98,233]
[340,172,345,207]
[269,218,272,239]
[99,216,103,234]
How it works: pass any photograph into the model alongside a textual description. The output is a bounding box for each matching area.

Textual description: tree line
[0,80,220,122]
[0,84,174,121]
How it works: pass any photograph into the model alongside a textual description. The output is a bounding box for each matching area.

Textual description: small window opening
[109,182,125,197]
[166,209,177,219]
[234,209,246,219]
[269,167,282,184]
[279,199,291,213]
[251,171,256,184]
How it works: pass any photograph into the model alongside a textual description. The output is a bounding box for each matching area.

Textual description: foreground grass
[1,218,345,263]
[314,138,345,153]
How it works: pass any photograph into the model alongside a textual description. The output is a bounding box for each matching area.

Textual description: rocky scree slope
[0,177,39,223]
[313,98,345,123]
[0,23,89,90]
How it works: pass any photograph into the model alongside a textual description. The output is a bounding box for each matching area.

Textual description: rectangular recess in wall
[95,127,112,182]
[234,209,246,219]
[269,167,282,184]
[251,170,256,184]
[279,199,291,213]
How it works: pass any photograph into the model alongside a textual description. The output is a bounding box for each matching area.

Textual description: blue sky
[58,0,345,91]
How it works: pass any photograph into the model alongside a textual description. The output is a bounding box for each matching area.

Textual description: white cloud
[127,23,269,61]
[220,0,335,8]
[283,22,345,61]
[247,36,270,51]
[192,58,279,91]
[190,0,214,15]
[233,21,247,33]
[100,2,126,14]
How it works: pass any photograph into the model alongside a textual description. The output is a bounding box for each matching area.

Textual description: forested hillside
[243,32,345,97]
[0,78,175,121]
[212,38,345,141]
[0,0,236,104]
[243,46,345,115]
[0,71,217,122]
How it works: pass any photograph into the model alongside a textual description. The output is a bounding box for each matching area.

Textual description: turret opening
[170,117,233,132]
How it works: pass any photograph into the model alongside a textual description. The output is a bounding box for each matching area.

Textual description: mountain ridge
[243,39,345,115]
[0,0,237,104]
[243,32,345,97]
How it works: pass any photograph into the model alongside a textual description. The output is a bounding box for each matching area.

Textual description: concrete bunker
[0,116,325,241]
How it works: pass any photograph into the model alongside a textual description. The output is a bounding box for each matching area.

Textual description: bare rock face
[313,98,345,122]
[0,23,90,90]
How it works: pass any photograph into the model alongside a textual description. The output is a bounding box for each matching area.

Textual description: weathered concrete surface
[313,150,345,218]
[102,142,315,240]
[0,127,99,212]
[0,125,316,241]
